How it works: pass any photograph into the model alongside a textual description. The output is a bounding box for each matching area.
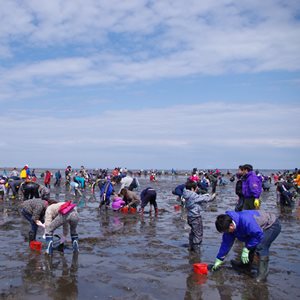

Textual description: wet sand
[0,175,299,299]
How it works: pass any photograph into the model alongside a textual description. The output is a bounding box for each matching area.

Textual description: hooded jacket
[111,197,125,210]
[216,210,276,260]
[242,171,262,199]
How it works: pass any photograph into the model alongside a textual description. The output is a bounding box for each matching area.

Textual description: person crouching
[38,201,79,255]
[212,210,281,282]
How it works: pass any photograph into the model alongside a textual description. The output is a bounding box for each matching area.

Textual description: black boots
[231,253,270,282]
[28,231,36,243]
[256,256,269,282]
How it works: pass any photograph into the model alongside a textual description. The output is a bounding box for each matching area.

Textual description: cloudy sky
[1,0,300,170]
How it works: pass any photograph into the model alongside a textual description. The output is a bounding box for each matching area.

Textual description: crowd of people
[0,163,299,283]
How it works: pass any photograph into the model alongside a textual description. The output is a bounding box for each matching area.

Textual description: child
[183,180,215,252]
[111,196,125,211]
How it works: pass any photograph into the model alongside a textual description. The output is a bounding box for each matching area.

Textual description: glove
[241,247,250,264]
[36,220,45,228]
[254,198,260,208]
[212,258,223,271]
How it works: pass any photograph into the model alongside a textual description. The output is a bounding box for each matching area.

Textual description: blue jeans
[21,209,38,235]
[256,218,281,257]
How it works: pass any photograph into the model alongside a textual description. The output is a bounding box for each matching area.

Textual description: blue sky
[1,0,300,170]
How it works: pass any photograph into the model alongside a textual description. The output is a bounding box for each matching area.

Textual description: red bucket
[193,263,208,275]
[120,207,137,214]
[30,241,42,251]
[120,207,129,213]
[174,204,181,211]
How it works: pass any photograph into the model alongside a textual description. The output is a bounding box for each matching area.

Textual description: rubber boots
[28,230,36,243]
[155,208,158,215]
[71,234,79,252]
[256,256,269,282]
[45,234,53,255]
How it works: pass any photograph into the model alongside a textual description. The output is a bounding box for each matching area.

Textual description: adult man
[212,210,281,282]
[241,164,262,210]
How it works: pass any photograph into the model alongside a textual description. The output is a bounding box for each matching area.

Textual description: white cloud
[1,102,299,154]
[0,0,299,99]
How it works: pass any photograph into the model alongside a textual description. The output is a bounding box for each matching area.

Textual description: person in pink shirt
[111,196,125,211]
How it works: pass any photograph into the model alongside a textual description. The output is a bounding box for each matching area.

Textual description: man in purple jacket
[241,164,262,210]
[212,210,281,282]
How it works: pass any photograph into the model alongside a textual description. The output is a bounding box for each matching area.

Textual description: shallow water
[0,175,299,300]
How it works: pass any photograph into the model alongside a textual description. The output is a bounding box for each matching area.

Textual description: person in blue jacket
[212,210,281,282]
[99,178,116,210]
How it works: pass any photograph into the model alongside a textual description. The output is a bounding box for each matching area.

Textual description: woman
[20,199,52,242]
[39,201,79,255]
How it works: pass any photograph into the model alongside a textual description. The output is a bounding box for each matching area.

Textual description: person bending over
[212,210,281,282]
